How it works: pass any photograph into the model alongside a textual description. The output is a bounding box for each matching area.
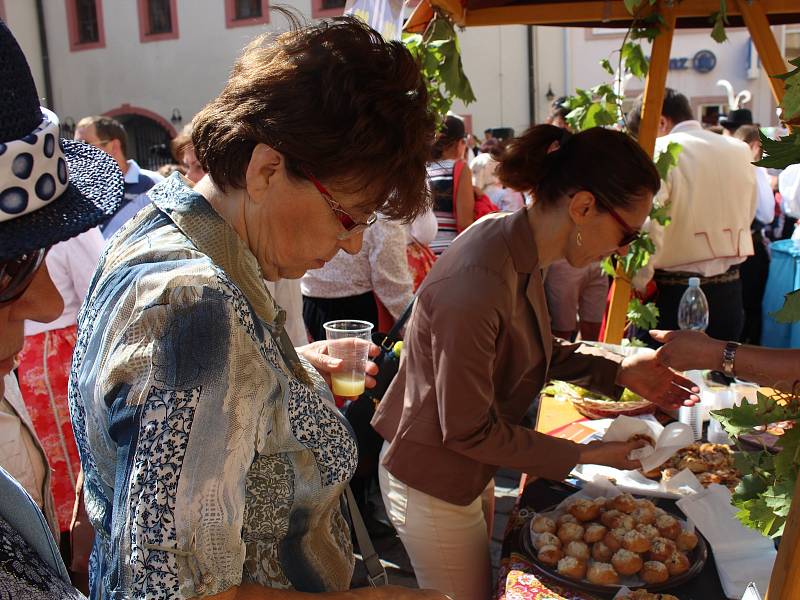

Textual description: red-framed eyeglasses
[0,248,48,307]
[302,168,378,240]
[593,193,641,248]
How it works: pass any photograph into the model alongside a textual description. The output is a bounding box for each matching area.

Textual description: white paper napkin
[676,484,776,599]
[602,414,695,473]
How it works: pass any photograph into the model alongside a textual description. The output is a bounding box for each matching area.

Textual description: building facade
[3,1,799,169]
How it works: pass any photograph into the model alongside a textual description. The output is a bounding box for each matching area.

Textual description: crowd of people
[1,13,799,600]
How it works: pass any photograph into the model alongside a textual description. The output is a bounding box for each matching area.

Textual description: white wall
[5,1,47,107]
[552,25,780,127]
[41,0,322,128]
[451,25,532,137]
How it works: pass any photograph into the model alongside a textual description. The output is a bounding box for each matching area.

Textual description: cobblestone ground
[351,469,522,590]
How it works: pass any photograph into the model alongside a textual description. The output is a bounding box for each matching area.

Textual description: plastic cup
[323,320,373,397]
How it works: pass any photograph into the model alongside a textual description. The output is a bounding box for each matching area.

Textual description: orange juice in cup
[323,320,373,397]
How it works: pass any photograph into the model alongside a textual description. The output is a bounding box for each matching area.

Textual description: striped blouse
[427,159,458,256]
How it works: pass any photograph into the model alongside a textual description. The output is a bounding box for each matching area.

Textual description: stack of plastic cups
[679,370,705,441]
[706,388,735,445]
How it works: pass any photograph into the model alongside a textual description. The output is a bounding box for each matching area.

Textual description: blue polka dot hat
[0,20,123,261]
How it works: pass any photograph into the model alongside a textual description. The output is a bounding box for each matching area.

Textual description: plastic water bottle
[678,277,709,332]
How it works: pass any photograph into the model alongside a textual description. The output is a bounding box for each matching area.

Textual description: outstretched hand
[651,329,723,372]
[617,348,699,410]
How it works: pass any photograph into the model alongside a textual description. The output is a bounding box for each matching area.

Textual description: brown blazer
[371,208,623,506]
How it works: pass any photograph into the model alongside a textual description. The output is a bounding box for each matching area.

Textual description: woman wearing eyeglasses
[66,15,449,600]
[371,125,702,600]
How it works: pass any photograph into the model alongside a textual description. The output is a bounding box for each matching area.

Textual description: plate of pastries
[521,492,707,595]
[641,442,741,492]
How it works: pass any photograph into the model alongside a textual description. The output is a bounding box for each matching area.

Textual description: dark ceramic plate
[519,507,708,598]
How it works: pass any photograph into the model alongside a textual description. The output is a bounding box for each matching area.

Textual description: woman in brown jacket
[372,125,699,600]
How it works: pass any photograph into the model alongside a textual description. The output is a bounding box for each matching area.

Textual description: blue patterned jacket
[69,174,358,599]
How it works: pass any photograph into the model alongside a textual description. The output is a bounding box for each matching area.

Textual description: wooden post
[736,0,786,106]
[767,472,800,600]
[602,3,676,345]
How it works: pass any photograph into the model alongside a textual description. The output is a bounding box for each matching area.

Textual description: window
[137,0,178,42]
[76,0,99,43]
[235,0,261,19]
[66,0,106,51]
[148,0,172,34]
[787,28,800,62]
[224,0,269,28]
[312,0,345,18]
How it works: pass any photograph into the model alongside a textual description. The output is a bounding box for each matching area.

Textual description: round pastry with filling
[603,528,626,552]
[611,548,644,576]
[636,498,657,512]
[557,513,579,527]
[556,556,587,579]
[557,522,585,545]
[612,493,637,514]
[587,562,620,585]
[665,551,691,576]
[648,537,678,562]
[533,531,561,551]
[656,515,681,540]
[592,540,614,562]
[531,515,557,535]
[676,530,699,552]
[622,529,651,553]
[635,523,660,541]
[584,523,607,543]
[564,540,590,561]
[601,509,626,529]
[537,544,562,566]
[569,497,602,522]
[632,506,656,525]
[641,560,670,584]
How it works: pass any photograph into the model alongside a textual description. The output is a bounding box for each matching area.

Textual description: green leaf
[754,131,800,169]
[601,58,615,76]
[654,142,683,181]
[622,42,649,79]
[733,473,768,502]
[770,289,800,324]
[650,202,672,226]
[623,0,642,15]
[627,298,660,330]
[709,0,729,44]
[600,257,617,277]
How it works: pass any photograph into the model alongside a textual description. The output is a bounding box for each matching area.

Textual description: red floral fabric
[17,325,81,532]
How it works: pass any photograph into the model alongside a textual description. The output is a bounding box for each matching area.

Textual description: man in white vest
[632,89,757,345]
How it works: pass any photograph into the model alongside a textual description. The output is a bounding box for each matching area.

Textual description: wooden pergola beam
[602,2,675,345]
[462,0,797,27]
[736,0,787,106]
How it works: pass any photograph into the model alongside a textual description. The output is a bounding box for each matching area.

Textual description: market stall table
[493,395,731,599]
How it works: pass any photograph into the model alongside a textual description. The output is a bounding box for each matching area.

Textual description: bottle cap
[688,277,700,287]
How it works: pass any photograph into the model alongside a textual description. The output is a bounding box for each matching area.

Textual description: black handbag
[342,296,416,478]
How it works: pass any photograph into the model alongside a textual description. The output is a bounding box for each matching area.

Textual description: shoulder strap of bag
[378,295,416,352]
[345,485,388,586]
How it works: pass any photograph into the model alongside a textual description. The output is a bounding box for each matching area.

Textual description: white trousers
[378,443,493,600]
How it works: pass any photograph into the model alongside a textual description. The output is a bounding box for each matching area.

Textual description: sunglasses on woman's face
[0,248,48,307]
[302,168,378,241]
[593,193,641,248]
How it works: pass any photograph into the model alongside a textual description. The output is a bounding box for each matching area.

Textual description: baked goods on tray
[526,493,702,590]
[616,590,680,600]
[640,442,741,491]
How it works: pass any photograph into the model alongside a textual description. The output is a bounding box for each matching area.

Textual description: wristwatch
[721,342,741,377]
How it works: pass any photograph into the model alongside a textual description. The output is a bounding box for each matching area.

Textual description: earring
[576,230,583,247]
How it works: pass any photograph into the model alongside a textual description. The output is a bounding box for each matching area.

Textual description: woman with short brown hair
[68,16,445,600]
